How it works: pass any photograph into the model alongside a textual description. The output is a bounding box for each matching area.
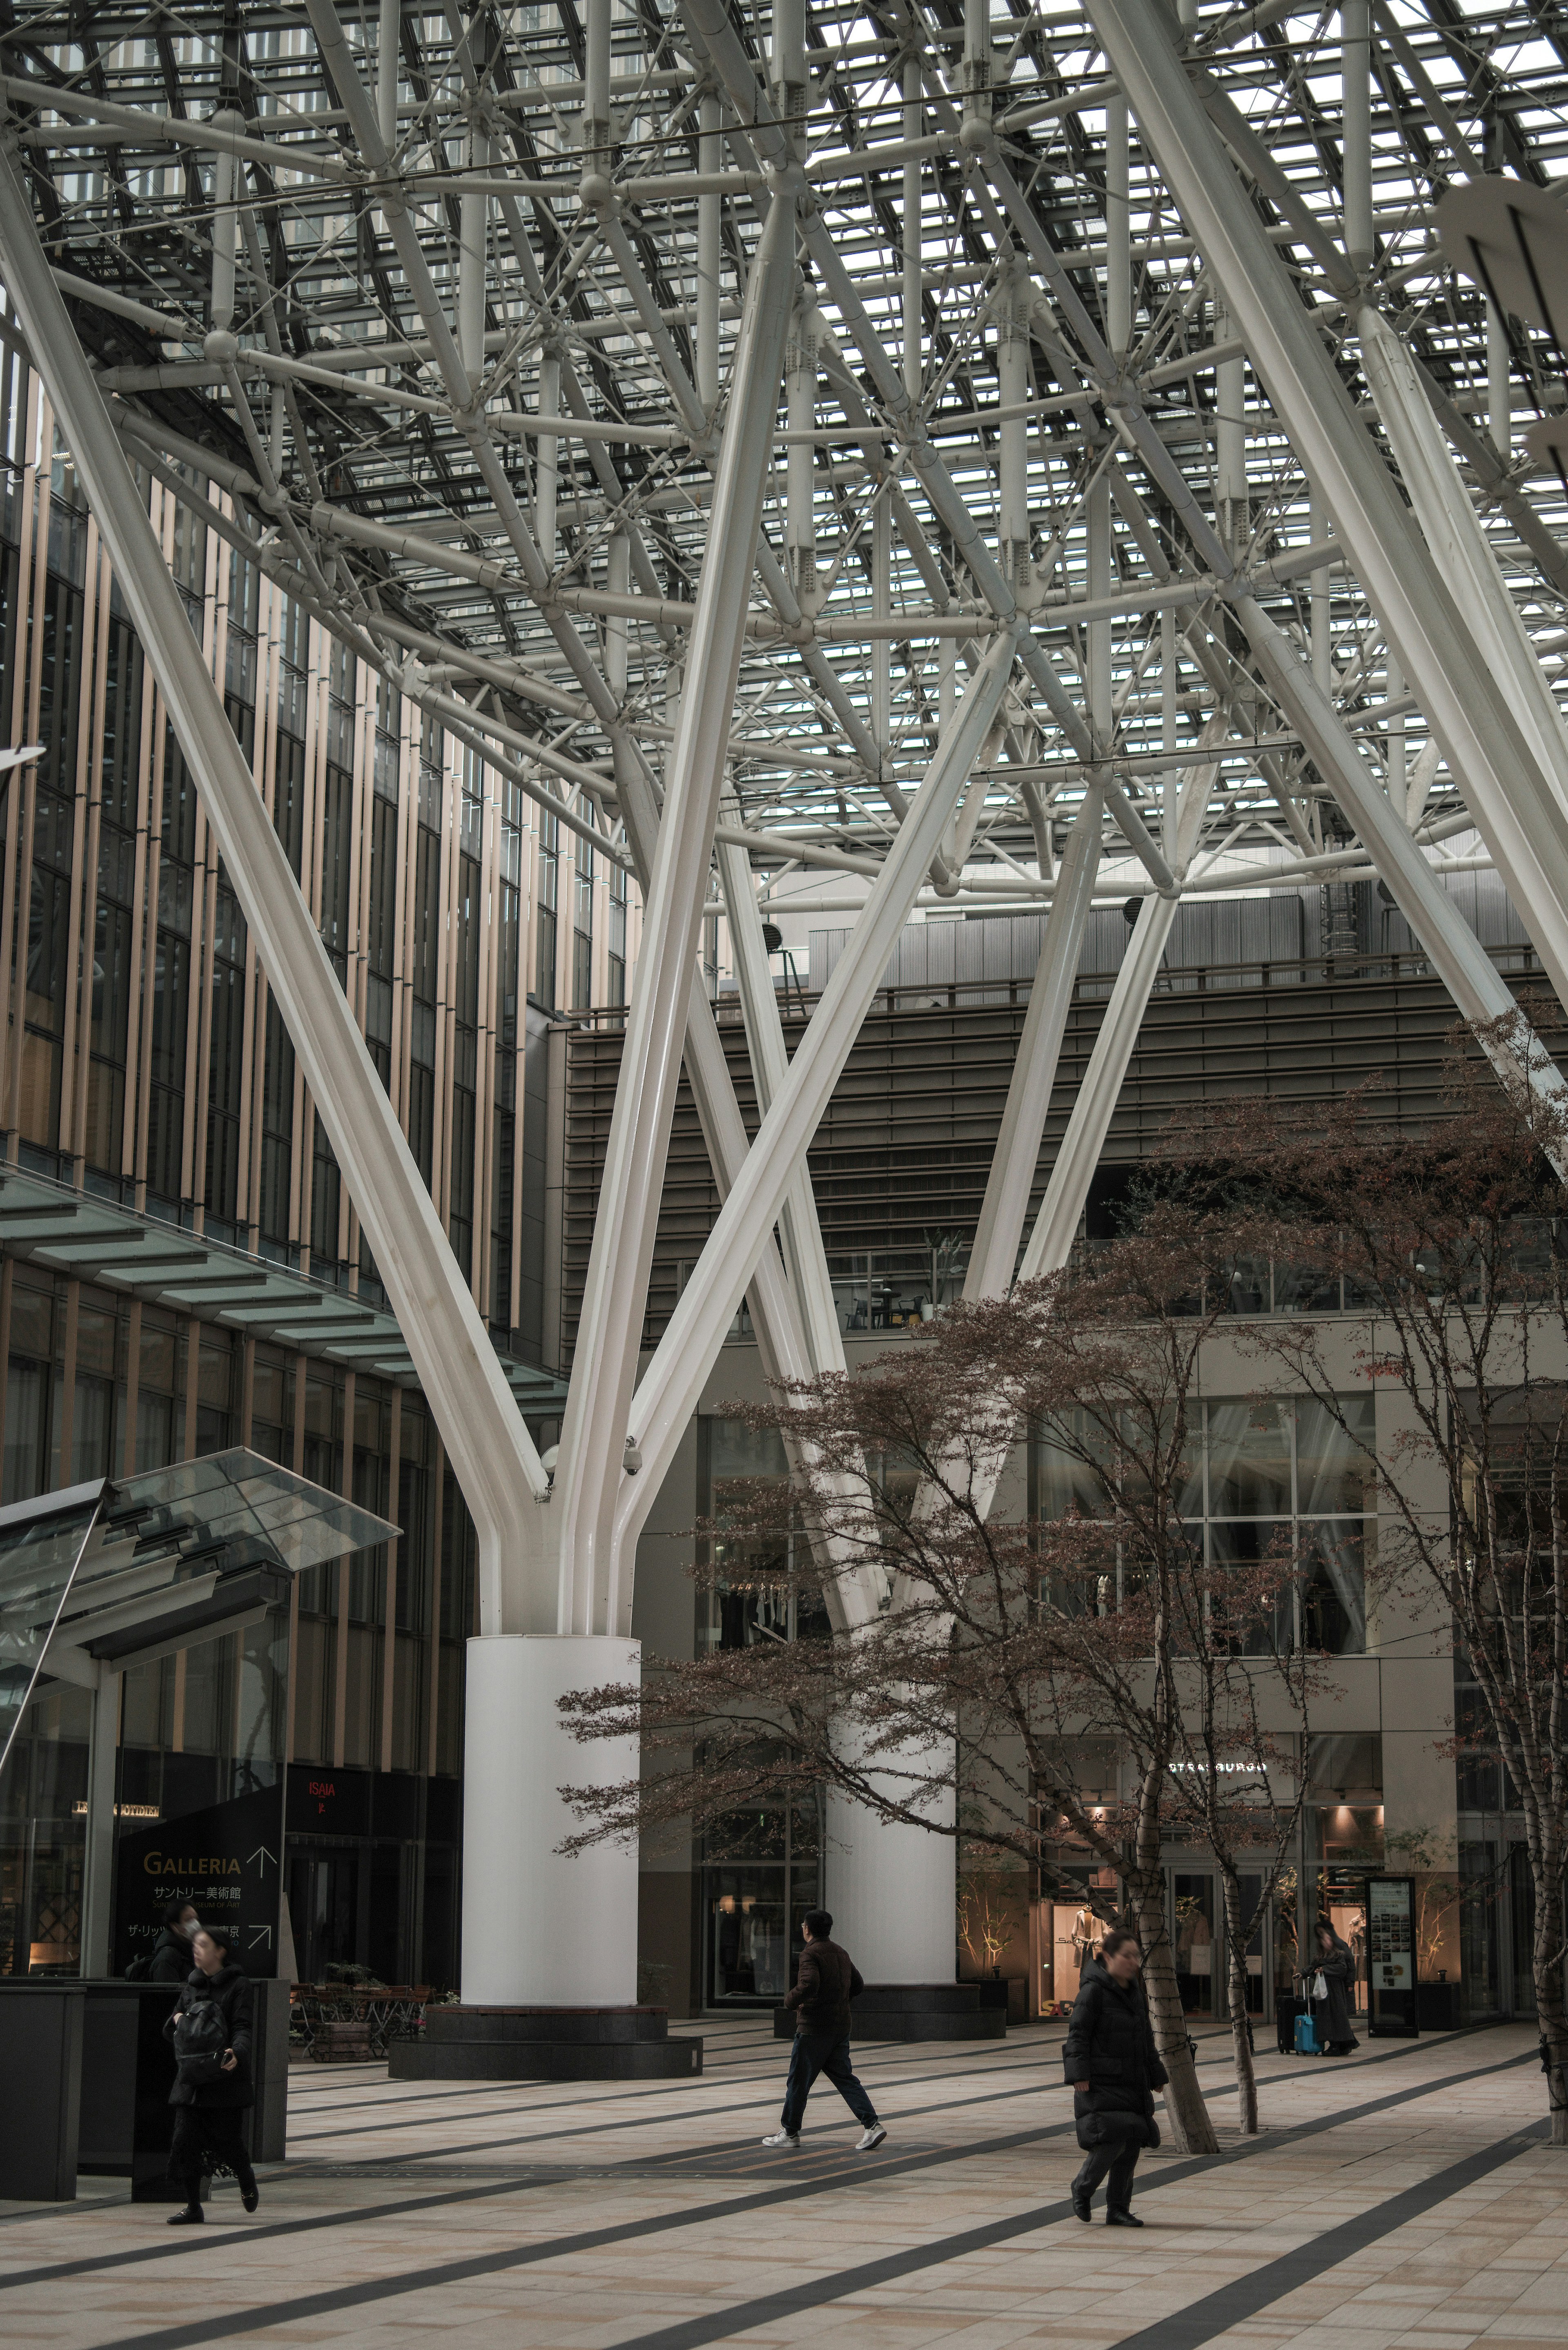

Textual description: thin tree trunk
[1220,1869,1258,2133]
[1135,1878,1218,2154]
[1534,1834,1568,2147]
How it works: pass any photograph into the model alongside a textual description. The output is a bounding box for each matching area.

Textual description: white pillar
[460,1635,641,2006]
[825,1735,956,1984]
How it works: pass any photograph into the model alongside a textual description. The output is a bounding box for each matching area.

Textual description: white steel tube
[537,346,559,567]
[786,313,817,603]
[1018,751,1218,1282]
[697,94,721,410]
[903,58,923,399]
[1488,302,1511,459]
[716,829,843,1370]
[964,792,1103,1302]
[1087,473,1111,740]
[208,120,240,336]
[459,133,488,381]
[378,0,401,153]
[549,190,798,1643]
[1342,0,1373,275]
[1105,92,1130,357]
[0,152,551,1639]
[1088,0,1568,1005]
[619,623,1023,1543]
[1238,589,1568,1146]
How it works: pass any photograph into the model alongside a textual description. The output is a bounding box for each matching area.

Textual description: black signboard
[113,1781,286,1978]
[1364,1874,1419,2038]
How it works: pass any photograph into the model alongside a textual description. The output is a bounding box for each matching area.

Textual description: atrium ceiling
[2,0,1566,912]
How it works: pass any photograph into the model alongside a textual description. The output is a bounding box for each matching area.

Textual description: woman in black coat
[142,1897,201,1984]
[1063,1926,1169,2227]
[1313,1920,1360,2056]
[162,1920,260,2222]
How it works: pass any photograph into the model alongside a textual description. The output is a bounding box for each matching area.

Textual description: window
[700,1419,829,1649]
[608,860,627,1007]
[1032,1392,1376,1654]
[535,812,558,1008]
[572,832,594,1009]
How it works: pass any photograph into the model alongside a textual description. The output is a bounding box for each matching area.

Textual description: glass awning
[0,1450,397,1774]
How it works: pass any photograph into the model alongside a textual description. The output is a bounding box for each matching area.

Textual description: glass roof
[5,0,1560,916]
[0,1449,398,1774]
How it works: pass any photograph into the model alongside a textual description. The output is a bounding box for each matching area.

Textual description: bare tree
[561,1206,1327,2150]
[1180,1013,1568,2142]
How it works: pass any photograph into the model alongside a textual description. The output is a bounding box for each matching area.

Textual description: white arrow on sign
[249,1924,274,1950]
[247,1846,277,1876]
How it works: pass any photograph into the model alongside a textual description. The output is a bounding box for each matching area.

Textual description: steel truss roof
[6,0,1568,908]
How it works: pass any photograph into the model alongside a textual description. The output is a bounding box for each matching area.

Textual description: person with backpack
[127,1895,200,1983]
[163,1920,260,2223]
[1064,1926,1168,2227]
[760,1909,886,2151]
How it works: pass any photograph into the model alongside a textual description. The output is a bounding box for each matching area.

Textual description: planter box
[311,2019,374,2062]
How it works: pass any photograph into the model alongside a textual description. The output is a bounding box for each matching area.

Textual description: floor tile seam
[281,2047,1067,2138]
[281,2034,1481,2170]
[482,2112,1553,2350]
[1096,2128,1552,2350]
[25,2045,1539,2336]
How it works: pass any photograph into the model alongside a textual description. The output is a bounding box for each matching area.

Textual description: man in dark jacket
[163,1920,260,2222]
[762,1909,886,2150]
[1063,1927,1169,2226]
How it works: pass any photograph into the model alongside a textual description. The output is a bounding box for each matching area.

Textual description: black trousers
[168,2106,255,2202]
[1072,2133,1141,2212]
[780,2032,878,2134]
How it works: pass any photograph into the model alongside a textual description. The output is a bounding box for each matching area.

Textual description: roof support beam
[0,145,550,1639]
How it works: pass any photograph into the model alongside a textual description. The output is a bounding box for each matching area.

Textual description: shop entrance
[287,1847,360,1985]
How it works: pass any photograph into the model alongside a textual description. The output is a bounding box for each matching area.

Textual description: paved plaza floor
[4,2014,1564,2350]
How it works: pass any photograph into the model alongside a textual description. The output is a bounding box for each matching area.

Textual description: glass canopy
[0,1450,397,1776]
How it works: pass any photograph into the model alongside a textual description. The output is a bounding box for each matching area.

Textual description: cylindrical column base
[824,1737,957,1986]
[459,1633,640,2008]
[392,2004,702,2080]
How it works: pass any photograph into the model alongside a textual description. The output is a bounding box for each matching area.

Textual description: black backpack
[174,1991,230,2087]
[123,1953,154,1982]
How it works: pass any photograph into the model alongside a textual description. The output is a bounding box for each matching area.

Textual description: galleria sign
[142,1852,244,1875]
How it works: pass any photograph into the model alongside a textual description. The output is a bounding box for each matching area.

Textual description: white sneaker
[856,2125,887,2152]
[761,2131,800,2147]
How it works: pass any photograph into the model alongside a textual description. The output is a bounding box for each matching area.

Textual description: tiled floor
[3,2015,1563,2350]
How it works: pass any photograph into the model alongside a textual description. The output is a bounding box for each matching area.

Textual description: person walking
[133,1896,201,1983]
[1065,1926,1168,2227]
[163,1920,261,2223]
[1312,1919,1361,2056]
[761,1909,886,2151]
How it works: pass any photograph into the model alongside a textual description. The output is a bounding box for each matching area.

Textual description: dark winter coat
[1314,1934,1359,2050]
[163,1964,255,2109]
[783,1937,864,2038]
[1063,1955,1169,2151]
[145,1929,195,1984]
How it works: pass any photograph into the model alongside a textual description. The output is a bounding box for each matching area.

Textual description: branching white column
[0,152,550,1643]
[550,190,797,1643]
[1019,752,1220,1282]
[618,623,1024,1547]
[965,794,1104,1302]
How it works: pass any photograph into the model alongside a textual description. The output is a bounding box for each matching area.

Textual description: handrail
[564,940,1550,1035]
